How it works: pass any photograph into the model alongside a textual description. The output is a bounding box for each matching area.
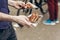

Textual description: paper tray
[28,15,43,27]
[13,15,43,28]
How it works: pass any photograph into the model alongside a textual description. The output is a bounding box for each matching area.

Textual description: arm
[0,12,16,22]
[0,12,32,27]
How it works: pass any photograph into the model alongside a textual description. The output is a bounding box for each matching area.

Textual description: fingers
[17,1,25,8]
[13,1,25,9]
[24,16,29,21]
[14,5,20,9]
[19,15,29,21]
[23,19,34,27]
[18,15,34,27]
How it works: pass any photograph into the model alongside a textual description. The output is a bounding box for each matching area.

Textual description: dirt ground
[9,2,60,40]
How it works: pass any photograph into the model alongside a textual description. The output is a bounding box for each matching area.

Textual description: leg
[0,29,7,40]
[0,26,17,40]
[54,0,59,23]
[29,0,33,14]
[54,0,58,19]
[35,0,39,7]
[47,0,55,21]
[29,0,33,3]
[43,0,56,25]
[7,24,17,40]
[39,0,42,5]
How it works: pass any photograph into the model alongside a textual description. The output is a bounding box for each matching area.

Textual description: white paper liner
[30,15,43,27]
[13,23,20,27]
[13,15,43,27]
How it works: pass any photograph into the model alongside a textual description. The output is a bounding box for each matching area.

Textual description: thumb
[24,19,34,27]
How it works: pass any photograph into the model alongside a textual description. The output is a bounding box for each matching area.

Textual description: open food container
[13,14,43,28]
[28,13,43,27]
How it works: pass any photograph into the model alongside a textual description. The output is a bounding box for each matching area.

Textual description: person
[0,0,33,40]
[43,0,59,25]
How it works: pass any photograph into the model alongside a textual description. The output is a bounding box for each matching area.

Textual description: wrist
[11,16,18,23]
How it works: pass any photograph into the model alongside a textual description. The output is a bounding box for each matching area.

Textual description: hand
[9,1,25,9]
[13,15,33,27]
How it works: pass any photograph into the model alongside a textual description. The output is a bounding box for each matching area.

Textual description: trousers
[47,0,58,21]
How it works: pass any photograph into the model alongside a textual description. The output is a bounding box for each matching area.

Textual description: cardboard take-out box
[13,15,43,28]
[28,14,43,27]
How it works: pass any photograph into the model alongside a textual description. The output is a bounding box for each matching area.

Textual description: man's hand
[12,15,33,27]
[8,0,25,9]
[0,12,33,27]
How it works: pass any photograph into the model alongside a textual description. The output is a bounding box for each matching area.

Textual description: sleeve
[0,0,10,14]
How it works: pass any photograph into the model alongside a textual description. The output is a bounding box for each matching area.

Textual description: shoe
[43,19,56,25]
[55,19,59,23]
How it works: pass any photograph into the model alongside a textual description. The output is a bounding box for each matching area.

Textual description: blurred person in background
[43,0,59,25]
